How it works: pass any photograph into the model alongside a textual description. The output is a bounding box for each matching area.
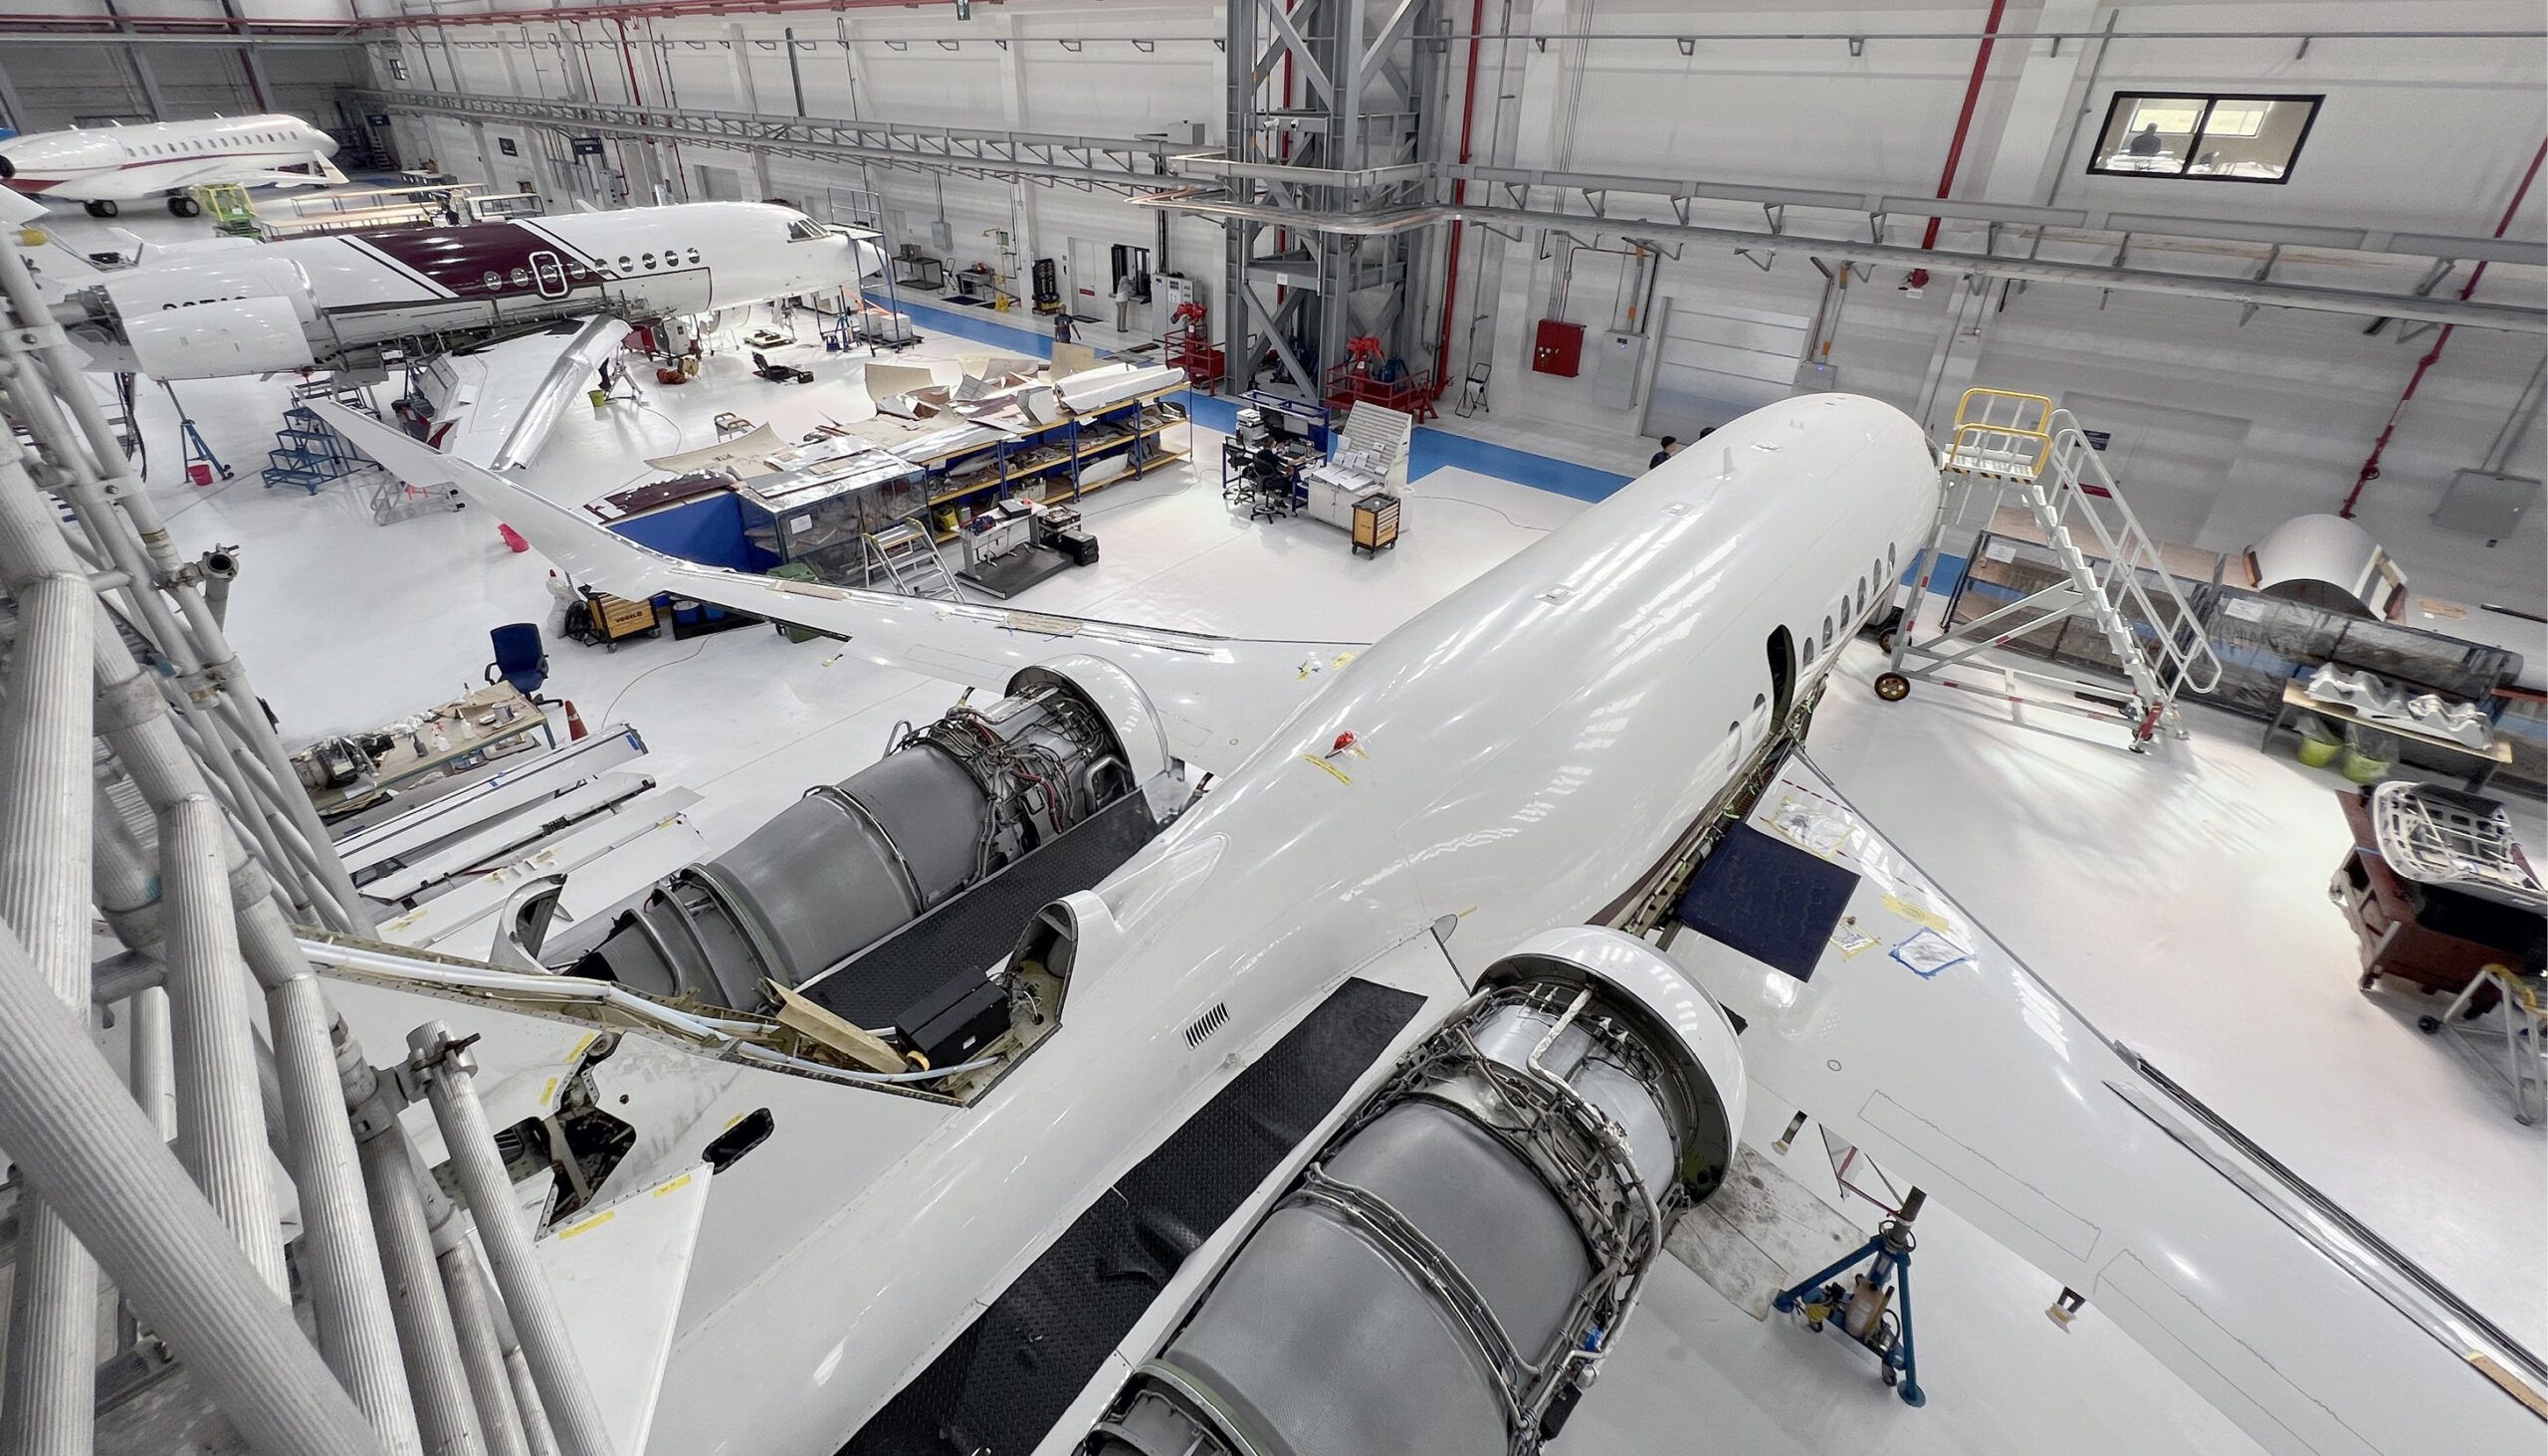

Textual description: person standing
[1112,272,1137,332]
[2128,122,2165,158]
[1649,436,1679,470]
[1052,310,1077,346]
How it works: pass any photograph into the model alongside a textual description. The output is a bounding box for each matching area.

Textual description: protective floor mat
[840,976,1426,1456]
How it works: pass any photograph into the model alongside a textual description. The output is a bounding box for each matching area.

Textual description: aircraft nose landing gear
[83,199,119,219]
[167,194,201,218]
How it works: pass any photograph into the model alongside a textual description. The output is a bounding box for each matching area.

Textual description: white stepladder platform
[1877,388,2223,752]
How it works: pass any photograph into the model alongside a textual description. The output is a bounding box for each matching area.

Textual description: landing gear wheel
[2417,1015,2442,1034]
[1877,628,1897,654]
[83,199,119,219]
[1874,673,1910,703]
[167,195,200,218]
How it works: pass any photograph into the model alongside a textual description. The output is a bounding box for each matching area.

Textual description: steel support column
[1223,0,1439,399]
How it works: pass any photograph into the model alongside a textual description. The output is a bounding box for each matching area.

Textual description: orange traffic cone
[562,701,587,740]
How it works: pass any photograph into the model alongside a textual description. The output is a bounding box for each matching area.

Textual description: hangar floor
[46,205,2541,1455]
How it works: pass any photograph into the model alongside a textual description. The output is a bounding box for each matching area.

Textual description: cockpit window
[785,218,829,243]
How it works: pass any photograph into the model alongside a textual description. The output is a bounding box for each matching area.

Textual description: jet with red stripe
[51,200,883,380]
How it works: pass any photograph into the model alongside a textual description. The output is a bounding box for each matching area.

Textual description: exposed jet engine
[568,658,1182,1064]
[1085,927,1746,1456]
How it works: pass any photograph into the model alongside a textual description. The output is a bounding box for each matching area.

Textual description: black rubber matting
[1675,821,1861,981]
[839,976,1425,1456]
[800,790,1162,1030]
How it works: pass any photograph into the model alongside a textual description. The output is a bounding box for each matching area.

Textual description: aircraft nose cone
[0,154,15,180]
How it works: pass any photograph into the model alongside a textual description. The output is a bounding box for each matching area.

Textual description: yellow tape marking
[653,1173,695,1199]
[539,1078,558,1107]
[1296,752,1354,785]
[558,1209,616,1240]
[1882,893,1954,937]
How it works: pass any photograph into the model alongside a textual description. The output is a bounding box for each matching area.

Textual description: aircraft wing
[421,316,633,471]
[1672,752,2545,1456]
[310,401,1365,778]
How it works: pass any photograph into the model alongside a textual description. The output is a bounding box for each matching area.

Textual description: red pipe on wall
[2338,133,2548,518]
[1908,0,2009,281]
[1431,0,1486,398]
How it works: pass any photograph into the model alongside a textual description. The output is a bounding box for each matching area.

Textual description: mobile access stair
[1876,387,2222,752]
[262,380,374,495]
[860,516,970,603]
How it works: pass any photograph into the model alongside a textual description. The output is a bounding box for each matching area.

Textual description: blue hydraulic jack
[166,384,234,487]
[1772,1187,1927,1406]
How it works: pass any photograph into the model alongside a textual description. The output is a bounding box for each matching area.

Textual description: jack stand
[164,383,233,486]
[1773,1187,1927,1406]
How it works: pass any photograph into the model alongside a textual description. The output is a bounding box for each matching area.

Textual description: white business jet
[0,112,341,218]
[295,391,2539,1456]
[26,198,884,466]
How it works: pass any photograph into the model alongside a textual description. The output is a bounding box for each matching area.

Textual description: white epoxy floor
[47,201,2540,1456]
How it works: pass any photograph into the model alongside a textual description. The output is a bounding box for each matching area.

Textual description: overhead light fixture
[1676,38,1694,57]
[1848,36,1865,57]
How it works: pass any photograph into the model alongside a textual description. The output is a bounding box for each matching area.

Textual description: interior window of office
[2088,93,2319,182]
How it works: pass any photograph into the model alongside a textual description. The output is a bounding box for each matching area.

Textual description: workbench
[2263,680,2510,791]
[307,685,552,818]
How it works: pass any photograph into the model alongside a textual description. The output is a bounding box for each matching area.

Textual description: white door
[1637,296,1811,440]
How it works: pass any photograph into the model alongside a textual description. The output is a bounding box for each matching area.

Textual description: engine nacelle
[94,257,320,378]
[1085,928,1745,1456]
[568,663,1183,1028]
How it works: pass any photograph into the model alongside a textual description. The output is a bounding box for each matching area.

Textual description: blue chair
[485,623,548,697]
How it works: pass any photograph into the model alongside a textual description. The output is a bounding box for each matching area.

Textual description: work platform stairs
[1882,388,2222,751]
[861,516,970,603]
[262,379,376,495]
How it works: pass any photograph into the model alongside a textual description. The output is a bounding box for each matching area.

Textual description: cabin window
[1821,616,1833,650]
[1855,577,1867,615]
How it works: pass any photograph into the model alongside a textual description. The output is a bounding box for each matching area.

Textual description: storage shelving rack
[914,383,1193,544]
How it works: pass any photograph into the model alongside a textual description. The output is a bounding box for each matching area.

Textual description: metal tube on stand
[0,919,383,1456]
[413,1024,612,1456]
[425,1177,533,1456]
[359,1124,490,1456]
[0,554,101,1456]
[163,794,290,1294]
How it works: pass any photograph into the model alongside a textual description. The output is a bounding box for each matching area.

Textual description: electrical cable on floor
[1397,487,1553,533]
[597,640,710,724]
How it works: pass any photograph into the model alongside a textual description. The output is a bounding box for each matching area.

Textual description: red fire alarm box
[1532,318,1586,377]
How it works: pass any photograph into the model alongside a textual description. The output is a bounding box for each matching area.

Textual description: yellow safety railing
[1939,387,2057,480]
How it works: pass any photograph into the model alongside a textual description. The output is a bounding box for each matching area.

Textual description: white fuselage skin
[78,201,880,377]
[0,113,334,201]
[326,394,1942,1454]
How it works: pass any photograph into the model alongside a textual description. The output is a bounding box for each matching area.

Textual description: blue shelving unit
[914,385,1190,543]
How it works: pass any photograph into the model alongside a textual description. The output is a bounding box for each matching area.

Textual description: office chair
[486,622,549,697]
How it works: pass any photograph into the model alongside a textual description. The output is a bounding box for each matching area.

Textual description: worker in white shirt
[1113,272,1137,332]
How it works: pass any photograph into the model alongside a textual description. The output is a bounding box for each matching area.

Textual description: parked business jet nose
[0,154,15,180]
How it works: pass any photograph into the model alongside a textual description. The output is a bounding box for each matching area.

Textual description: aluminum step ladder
[1878,388,2223,751]
[861,517,970,602]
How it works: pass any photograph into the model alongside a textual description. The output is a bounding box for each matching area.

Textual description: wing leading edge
[1673,752,2543,1456]
[310,401,1365,778]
